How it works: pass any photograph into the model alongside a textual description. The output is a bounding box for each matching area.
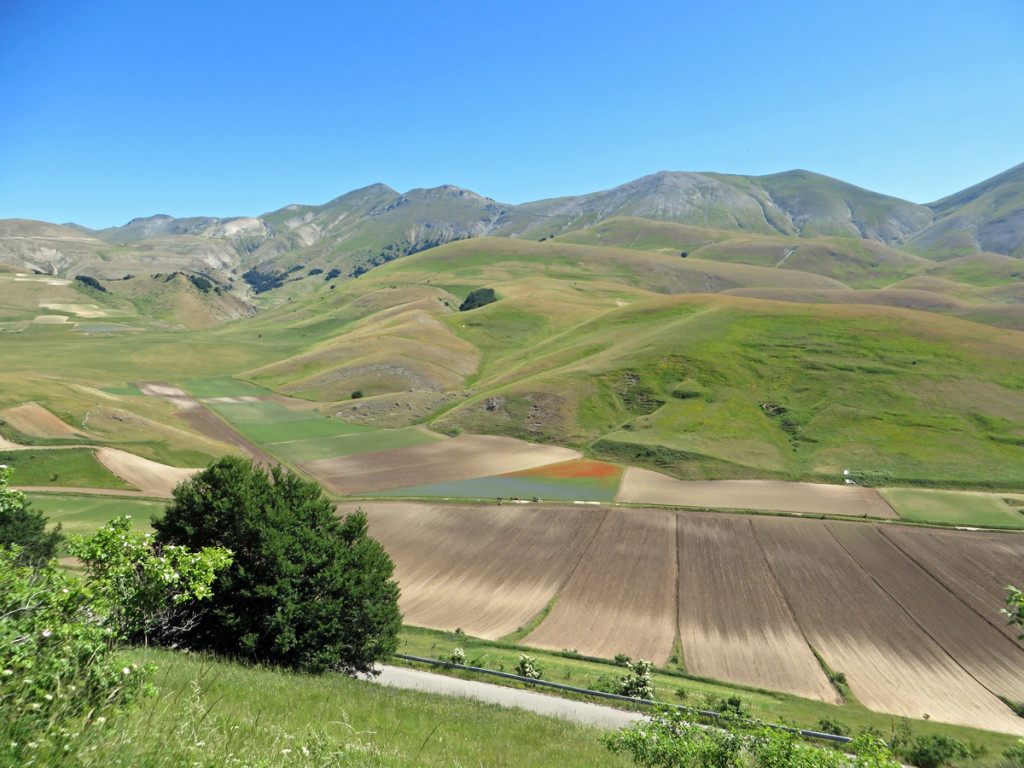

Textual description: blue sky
[2,0,1022,228]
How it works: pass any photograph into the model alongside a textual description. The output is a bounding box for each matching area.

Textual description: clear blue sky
[2,0,1022,229]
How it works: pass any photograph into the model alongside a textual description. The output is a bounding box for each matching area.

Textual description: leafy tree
[74,274,106,292]
[0,464,62,566]
[67,515,232,643]
[459,287,497,311]
[153,456,402,674]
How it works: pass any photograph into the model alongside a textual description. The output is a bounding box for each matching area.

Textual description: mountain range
[2,162,1022,287]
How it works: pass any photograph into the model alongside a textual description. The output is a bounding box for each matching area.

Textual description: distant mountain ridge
[1,163,1022,281]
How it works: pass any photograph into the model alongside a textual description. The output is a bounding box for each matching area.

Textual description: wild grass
[22,648,635,768]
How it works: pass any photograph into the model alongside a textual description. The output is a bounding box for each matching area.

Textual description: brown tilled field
[93,447,198,498]
[353,501,604,639]
[676,514,841,703]
[305,435,579,495]
[1,402,85,438]
[616,468,897,517]
[827,523,1024,703]
[753,516,1024,735]
[522,507,677,663]
[881,527,1024,649]
[351,500,1024,734]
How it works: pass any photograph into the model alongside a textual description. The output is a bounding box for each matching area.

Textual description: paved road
[365,665,645,730]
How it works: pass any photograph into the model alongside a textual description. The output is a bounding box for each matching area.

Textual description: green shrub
[1003,739,1024,767]
[153,457,402,674]
[903,734,974,768]
[459,287,498,311]
[515,654,542,680]
[0,547,148,762]
[815,716,851,736]
[619,659,654,700]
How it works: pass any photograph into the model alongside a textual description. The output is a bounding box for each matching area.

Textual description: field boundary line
[392,654,852,744]
[744,516,840,701]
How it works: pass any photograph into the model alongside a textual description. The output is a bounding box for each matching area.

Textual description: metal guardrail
[393,653,853,744]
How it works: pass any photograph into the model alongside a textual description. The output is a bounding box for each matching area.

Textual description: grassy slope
[5,228,1024,487]
[48,647,634,768]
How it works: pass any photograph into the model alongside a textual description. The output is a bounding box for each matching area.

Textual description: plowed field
[94,447,198,498]
[352,502,603,639]
[1,403,84,438]
[617,468,896,517]
[676,514,840,702]
[523,508,677,663]
[881,527,1024,650]
[753,517,1024,734]
[351,501,1024,733]
[827,523,1024,703]
[305,435,579,495]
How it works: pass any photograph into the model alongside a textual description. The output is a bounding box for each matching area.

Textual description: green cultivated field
[207,400,314,424]
[269,426,444,462]
[1,449,135,490]
[242,417,376,443]
[185,376,277,399]
[26,493,163,534]
[882,488,1024,529]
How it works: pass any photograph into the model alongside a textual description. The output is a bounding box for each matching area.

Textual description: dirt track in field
[617,468,897,518]
[676,514,841,702]
[305,435,579,496]
[1,403,87,438]
[173,407,279,468]
[136,381,278,468]
[93,447,198,498]
[522,507,678,664]
[350,501,604,639]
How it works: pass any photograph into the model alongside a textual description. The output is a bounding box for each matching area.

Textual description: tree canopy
[0,464,62,566]
[459,287,497,311]
[152,456,402,674]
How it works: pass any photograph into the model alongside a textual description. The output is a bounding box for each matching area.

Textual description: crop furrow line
[879,527,1024,647]
[824,524,997,698]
